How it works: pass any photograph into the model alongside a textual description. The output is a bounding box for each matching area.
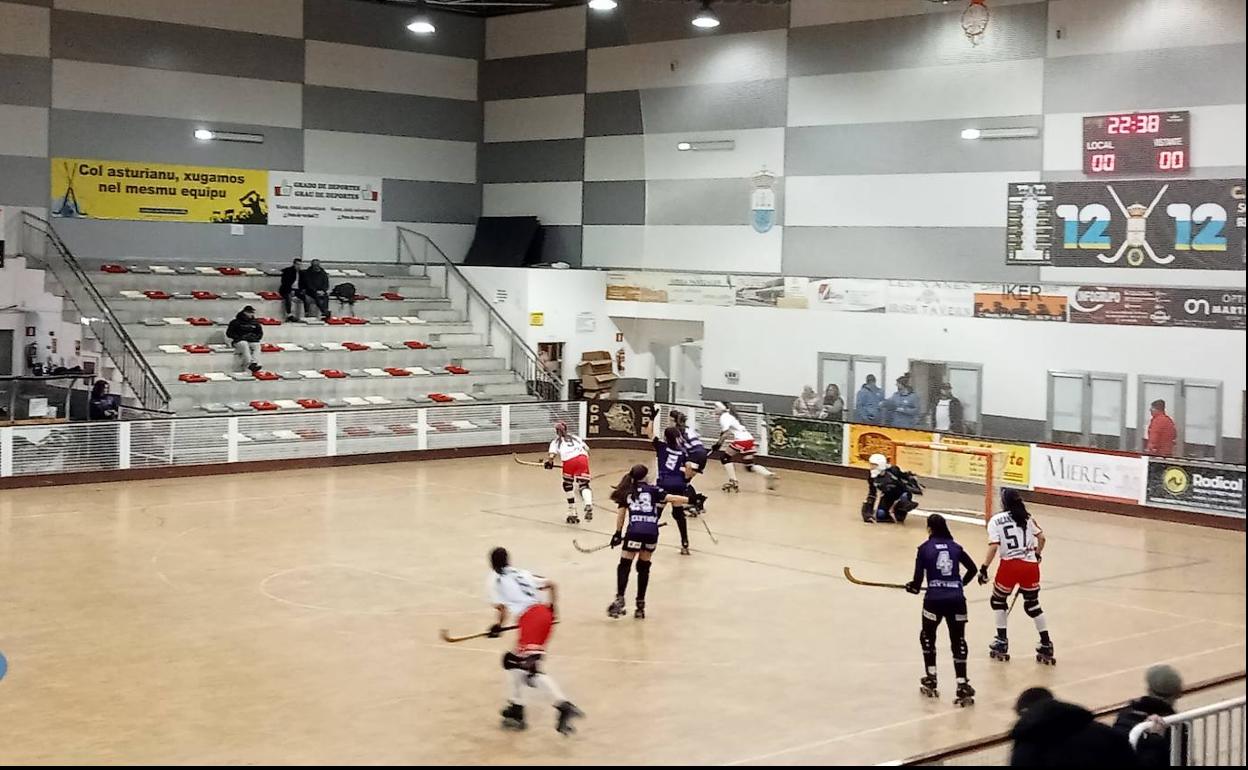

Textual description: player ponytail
[1001,487,1030,527]
[926,513,952,540]
[610,464,649,508]
[669,409,687,429]
[663,426,682,449]
[723,401,739,418]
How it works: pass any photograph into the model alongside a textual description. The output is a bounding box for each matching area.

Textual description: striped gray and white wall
[481,0,1246,281]
[0,0,484,261]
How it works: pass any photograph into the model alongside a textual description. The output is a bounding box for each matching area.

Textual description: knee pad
[989,593,1009,612]
[577,479,590,490]
[502,651,523,671]
[561,479,575,493]
[1022,589,1043,617]
[720,455,732,465]
[502,651,541,678]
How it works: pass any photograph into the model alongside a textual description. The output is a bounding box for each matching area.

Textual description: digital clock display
[1082,111,1190,175]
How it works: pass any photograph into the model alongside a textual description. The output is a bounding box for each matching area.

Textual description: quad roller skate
[919,675,939,699]
[634,600,646,619]
[500,703,526,730]
[989,638,1010,662]
[565,509,580,525]
[953,682,976,708]
[1035,641,1056,666]
[606,595,626,618]
[722,479,740,494]
[765,474,779,491]
[555,701,584,736]
[583,504,593,522]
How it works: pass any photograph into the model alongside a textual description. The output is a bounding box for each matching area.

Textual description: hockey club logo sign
[750,169,777,234]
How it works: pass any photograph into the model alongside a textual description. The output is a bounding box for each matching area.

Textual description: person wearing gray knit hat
[1113,664,1186,766]
[1146,664,1183,704]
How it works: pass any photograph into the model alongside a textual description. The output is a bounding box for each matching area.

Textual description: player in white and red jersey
[978,488,1054,665]
[713,402,776,492]
[486,547,583,734]
[546,421,593,524]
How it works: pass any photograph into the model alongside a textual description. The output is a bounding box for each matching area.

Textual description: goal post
[889,440,1007,524]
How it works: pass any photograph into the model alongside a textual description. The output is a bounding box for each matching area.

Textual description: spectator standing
[1113,665,1185,767]
[887,375,921,428]
[792,385,820,417]
[930,382,965,434]
[226,305,264,373]
[818,384,845,421]
[278,258,304,321]
[1009,687,1139,767]
[300,258,331,320]
[855,374,885,424]
[88,380,119,421]
[1145,400,1177,456]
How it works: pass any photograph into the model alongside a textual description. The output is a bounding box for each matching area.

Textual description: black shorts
[623,530,658,552]
[922,596,968,624]
[687,449,709,472]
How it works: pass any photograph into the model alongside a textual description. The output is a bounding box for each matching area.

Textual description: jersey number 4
[936,551,954,577]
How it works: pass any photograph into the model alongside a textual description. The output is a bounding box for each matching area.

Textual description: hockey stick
[842,566,921,591]
[439,620,561,644]
[512,454,546,468]
[697,512,719,545]
[573,522,666,554]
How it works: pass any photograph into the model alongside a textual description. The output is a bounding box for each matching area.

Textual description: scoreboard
[1082,111,1190,175]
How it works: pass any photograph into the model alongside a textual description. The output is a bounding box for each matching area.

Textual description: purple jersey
[653,438,689,488]
[625,483,668,537]
[913,538,974,601]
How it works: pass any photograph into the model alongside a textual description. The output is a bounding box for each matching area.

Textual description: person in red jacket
[1145,400,1177,456]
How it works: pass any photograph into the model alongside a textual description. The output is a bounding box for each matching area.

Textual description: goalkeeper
[861,453,922,524]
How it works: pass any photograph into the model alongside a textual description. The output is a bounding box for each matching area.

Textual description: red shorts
[994,559,1041,592]
[516,603,554,655]
[561,454,590,480]
[728,438,756,454]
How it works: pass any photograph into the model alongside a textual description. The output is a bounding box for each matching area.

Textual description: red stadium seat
[353,293,368,301]
[191,290,219,300]
[389,424,416,435]
[428,393,453,403]
[445,365,469,375]
[253,370,280,381]
[342,342,369,351]
[250,400,279,411]
[257,317,281,326]
[381,292,404,301]
[100,264,128,274]
[187,317,213,326]
[260,343,282,353]
[325,317,349,325]
[217,266,243,276]
[343,316,367,325]
[320,369,348,379]
[403,340,428,349]
[258,290,281,301]
[182,344,211,354]
[144,290,171,300]
[297,398,327,409]
[178,373,208,383]
[295,428,325,440]
[384,367,411,376]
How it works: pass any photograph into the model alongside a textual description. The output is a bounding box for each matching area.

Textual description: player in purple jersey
[906,513,979,706]
[652,424,698,555]
[607,464,690,619]
[668,410,709,516]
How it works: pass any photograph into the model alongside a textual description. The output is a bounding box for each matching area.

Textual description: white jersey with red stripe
[987,511,1042,563]
[487,566,545,618]
[718,412,752,442]
[549,435,589,462]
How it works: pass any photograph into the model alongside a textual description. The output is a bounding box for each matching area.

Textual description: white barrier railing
[1129,696,1246,766]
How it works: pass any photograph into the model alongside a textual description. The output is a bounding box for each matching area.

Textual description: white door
[1089,374,1127,449]
[1138,376,1181,452]
[946,364,981,434]
[818,355,851,406]
[1182,380,1222,458]
[674,342,703,403]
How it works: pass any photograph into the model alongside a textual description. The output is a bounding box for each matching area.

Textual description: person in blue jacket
[888,375,922,428]
[854,374,885,424]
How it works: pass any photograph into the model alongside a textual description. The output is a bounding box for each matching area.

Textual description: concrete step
[107,295,449,322]
[129,321,479,347]
[90,272,433,295]
[78,257,426,279]
[151,346,496,376]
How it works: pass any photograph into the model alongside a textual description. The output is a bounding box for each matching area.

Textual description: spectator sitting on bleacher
[330,281,356,317]
[1010,687,1138,767]
[226,305,264,373]
[300,259,331,320]
[1113,665,1185,767]
[279,258,304,321]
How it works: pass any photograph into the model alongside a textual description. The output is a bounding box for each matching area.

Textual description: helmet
[868,453,889,477]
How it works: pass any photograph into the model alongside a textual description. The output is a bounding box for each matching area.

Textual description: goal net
[889,440,1008,525]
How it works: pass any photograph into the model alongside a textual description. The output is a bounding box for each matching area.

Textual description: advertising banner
[1145,458,1245,517]
[766,415,844,464]
[807,278,888,313]
[604,271,734,305]
[973,288,1068,322]
[585,400,655,439]
[1005,178,1246,269]
[1069,286,1245,330]
[51,158,268,223]
[938,436,1032,488]
[731,275,810,308]
[1031,446,1146,503]
[267,172,382,227]
[847,425,936,472]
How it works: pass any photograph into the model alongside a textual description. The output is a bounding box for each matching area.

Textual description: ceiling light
[676,142,693,151]
[588,0,618,10]
[962,126,1041,140]
[692,1,720,29]
[192,129,264,144]
[407,18,435,34]
[194,129,215,140]
[675,139,735,152]
[960,128,982,140]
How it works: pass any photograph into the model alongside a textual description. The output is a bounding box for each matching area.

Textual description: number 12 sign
[1005,179,1245,269]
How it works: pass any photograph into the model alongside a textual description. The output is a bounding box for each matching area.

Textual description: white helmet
[868,453,889,477]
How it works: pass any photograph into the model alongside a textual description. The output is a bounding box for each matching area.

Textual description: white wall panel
[304,130,476,183]
[484,94,584,143]
[305,41,477,102]
[486,5,585,60]
[0,105,47,157]
[588,30,787,93]
[0,1,49,57]
[584,135,645,181]
[786,171,1035,227]
[54,0,304,38]
[483,182,583,225]
[52,60,303,128]
[302,223,476,263]
[790,0,1036,27]
[583,225,782,273]
[788,58,1044,127]
[1044,104,1248,170]
[643,128,785,181]
[1048,0,1246,58]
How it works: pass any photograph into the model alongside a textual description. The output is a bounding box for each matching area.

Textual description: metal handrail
[20,213,171,413]
[1128,695,1246,765]
[395,227,563,400]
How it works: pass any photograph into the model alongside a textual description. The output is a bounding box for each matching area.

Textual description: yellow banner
[937,436,1031,488]
[846,425,937,472]
[51,158,268,224]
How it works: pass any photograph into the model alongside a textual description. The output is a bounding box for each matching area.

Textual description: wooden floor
[0,450,1243,765]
